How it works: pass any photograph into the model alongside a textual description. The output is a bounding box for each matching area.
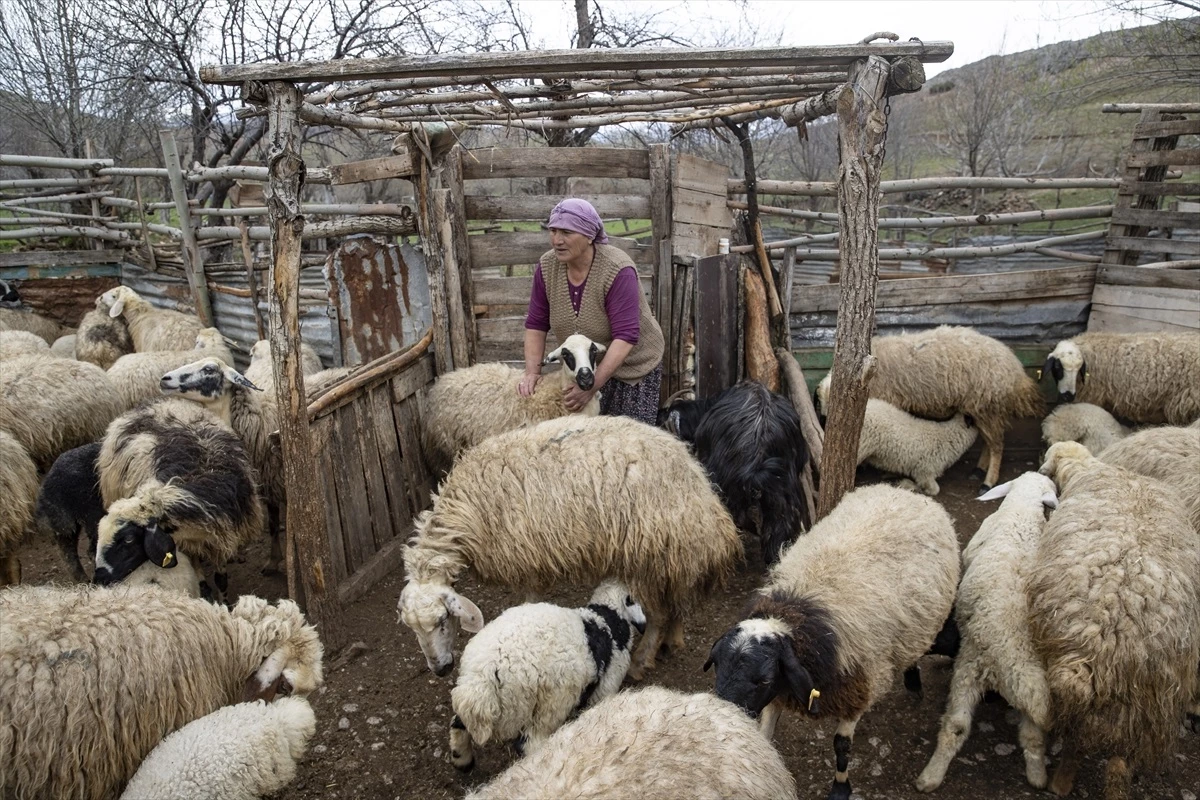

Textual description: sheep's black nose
[434,661,454,677]
[1059,391,1075,402]
[576,370,595,391]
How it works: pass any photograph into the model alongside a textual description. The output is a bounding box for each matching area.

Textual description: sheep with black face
[421,333,608,475]
[705,484,959,800]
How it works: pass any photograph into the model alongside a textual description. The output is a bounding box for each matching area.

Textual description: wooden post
[84,140,104,252]
[444,146,476,363]
[264,80,344,646]
[434,186,470,368]
[648,143,673,400]
[133,177,159,273]
[743,268,779,391]
[160,131,215,326]
[413,157,454,374]
[237,219,267,339]
[816,55,889,520]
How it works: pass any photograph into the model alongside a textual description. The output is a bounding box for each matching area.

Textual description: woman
[517,198,665,426]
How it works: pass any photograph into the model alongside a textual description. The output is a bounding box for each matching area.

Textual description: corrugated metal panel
[120,263,338,371]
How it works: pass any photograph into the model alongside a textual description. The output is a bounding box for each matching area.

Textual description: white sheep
[75,293,135,369]
[244,338,324,390]
[819,376,978,496]
[448,580,646,770]
[1040,401,1131,455]
[0,586,323,800]
[100,285,206,352]
[106,327,234,410]
[1044,331,1200,425]
[124,550,203,598]
[399,414,742,681]
[0,431,38,587]
[1031,442,1199,799]
[704,483,960,800]
[120,697,316,800]
[96,396,265,594]
[818,325,1045,489]
[50,333,76,359]
[464,686,798,800]
[1096,424,1200,533]
[421,333,607,474]
[0,354,123,469]
[0,329,50,358]
[0,305,63,344]
[915,472,1060,792]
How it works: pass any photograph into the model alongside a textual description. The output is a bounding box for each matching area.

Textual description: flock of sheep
[3,272,1199,800]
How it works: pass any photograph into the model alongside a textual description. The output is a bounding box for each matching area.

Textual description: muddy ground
[15,420,1199,800]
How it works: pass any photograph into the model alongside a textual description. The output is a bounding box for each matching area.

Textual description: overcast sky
[522,0,1189,75]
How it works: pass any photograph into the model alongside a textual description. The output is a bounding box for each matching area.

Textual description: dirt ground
[15,420,1199,800]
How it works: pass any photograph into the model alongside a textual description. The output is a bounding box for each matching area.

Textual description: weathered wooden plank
[462,148,649,180]
[390,354,435,403]
[1088,305,1200,333]
[337,535,410,605]
[473,341,528,363]
[464,193,650,221]
[369,384,412,535]
[673,221,726,260]
[1096,265,1200,291]
[1124,148,1200,168]
[694,254,739,397]
[392,395,432,512]
[333,407,375,573]
[793,265,1096,314]
[1104,235,1200,257]
[1091,283,1200,313]
[314,418,348,584]
[468,232,654,269]
[0,250,120,269]
[1110,207,1200,229]
[473,274,654,306]
[1132,119,1200,138]
[353,395,393,551]
[1116,181,1200,197]
[674,153,731,196]
[329,153,416,185]
[674,189,732,228]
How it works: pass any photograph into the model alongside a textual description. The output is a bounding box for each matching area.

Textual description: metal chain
[879,94,893,166]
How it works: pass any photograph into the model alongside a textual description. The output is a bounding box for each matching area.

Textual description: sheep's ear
[778,641,818,714]
[590,341,606,358]
[445,591,484,633]
[143,521,178,569]
[977,481,1013,502]
[109,294,125,318]
[703,629,733,672]
[1078,362,1086,385]
[543,345,563,365]
[1041,491,1059,510]
[224,366,262,392]
[242,650,289,702]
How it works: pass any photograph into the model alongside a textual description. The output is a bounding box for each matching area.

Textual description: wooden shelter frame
[198,36,955,642]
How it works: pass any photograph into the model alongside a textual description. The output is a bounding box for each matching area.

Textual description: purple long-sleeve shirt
[524,264,641,344]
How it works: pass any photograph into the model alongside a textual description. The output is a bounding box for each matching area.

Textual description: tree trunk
[743,268,779,391]
[264,80,345,648]
[816,56,889,520]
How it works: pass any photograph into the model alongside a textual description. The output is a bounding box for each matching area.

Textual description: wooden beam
[414,157,454,375]
[728,176,1120,196]
[264,80,344,645]
[200,42,954,84]
[160,131,214,326]
[464,193,650,221]
[817,55,889,520]
[461,147,649,180]
[0,153,113,170]
[648,144,673,398]
[328,154,416,185]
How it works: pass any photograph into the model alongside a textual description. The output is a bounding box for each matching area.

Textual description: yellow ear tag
[808,688,820,712]
[161,552,174,567]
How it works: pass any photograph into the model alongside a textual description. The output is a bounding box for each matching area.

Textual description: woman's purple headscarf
[547,198,609,245]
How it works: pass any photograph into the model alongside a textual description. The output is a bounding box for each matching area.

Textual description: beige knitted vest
[540,243,664,383]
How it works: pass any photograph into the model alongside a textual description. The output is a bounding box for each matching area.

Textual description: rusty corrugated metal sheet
[2,275,120,327]
[324,237,432,366]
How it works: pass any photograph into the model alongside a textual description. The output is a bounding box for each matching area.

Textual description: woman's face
[549,227,593,266]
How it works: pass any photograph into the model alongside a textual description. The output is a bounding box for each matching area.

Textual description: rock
[313,744,328,755]
[371,742,385,751]
[878,743,891,758]
[368,716,383,725]
[1181,791,1195,800]
[978,721,994,733]
[994,743,1016,756]
[338,717,351,730]
[343,703,359,713]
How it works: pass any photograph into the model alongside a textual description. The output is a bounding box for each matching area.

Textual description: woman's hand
[518,373,542,397]
[562,383,598,412]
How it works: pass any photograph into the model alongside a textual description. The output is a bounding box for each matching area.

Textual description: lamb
[0,354,123,469]
[124,550,203,598]
[421,333,607,474]
[1044,331,1200,425]
[674,381,808,564]
[0,431,38,587]
[398,414,742,681]
[159,357,287,572]
[1096,424,1200,533]
[50,333,76,359]
[464,686,798,800]
[818,375,978,496]
[106,327,234,410]
[704,483,960,800]
[95,396,265,592]
[76,293,135,369]
[819,325,1044,490]
[244,338,324,390]
[35,442,105,582]
[0,306,63,344]
[0,585,323,800]
[448,580,646,770]
[1030,442,1199,799]
[915,472,1060,792]
[120,696,315,800]
[0,329,50,358]
[99,285,205,351]
[1041,401,1132,456]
